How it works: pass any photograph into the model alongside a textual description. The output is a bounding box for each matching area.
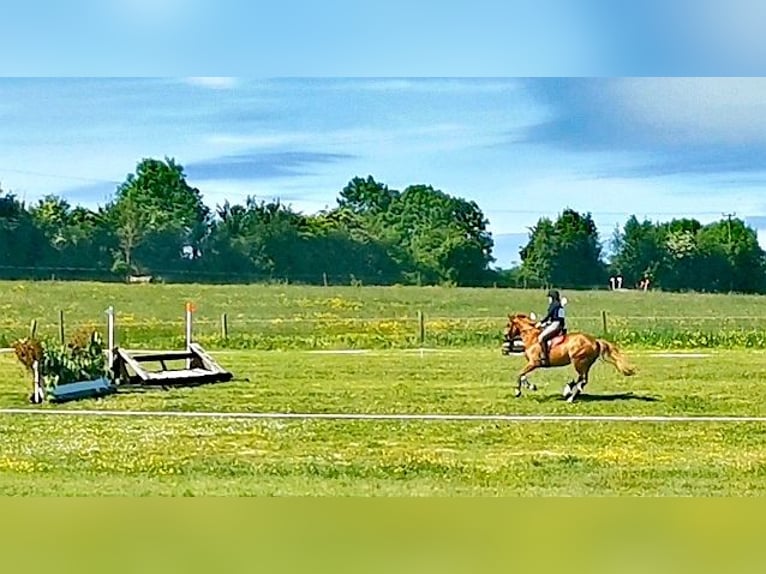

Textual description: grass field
[3,281,766,496]
[2,280,766,349]
[2,344,766,495]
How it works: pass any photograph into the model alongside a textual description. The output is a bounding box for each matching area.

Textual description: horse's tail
[596,339,635,376]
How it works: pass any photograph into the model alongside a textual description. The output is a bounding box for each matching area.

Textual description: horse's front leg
[515,362,538,398]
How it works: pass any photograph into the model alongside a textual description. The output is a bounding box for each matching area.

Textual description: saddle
[549,333,568,349]
[539,330,568,366]
[541,325,569,350]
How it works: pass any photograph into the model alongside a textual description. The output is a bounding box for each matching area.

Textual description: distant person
[638,276,651,291]
[536,289,567,366]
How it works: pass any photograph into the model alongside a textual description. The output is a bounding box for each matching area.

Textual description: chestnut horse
[503,313,635,402]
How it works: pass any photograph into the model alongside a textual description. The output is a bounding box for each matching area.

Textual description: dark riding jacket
[541,301,566,329]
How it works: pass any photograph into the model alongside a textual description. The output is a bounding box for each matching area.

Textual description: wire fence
[0,314,759,327]
[4,309,766,353]
[0,315,759,328]
[1,311,763,343]
[0,264,478,287]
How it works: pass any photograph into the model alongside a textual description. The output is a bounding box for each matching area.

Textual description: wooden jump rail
[108,303,233,387]
[29,303,233,403]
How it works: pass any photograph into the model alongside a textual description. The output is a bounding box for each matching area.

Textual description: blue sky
[5,1,766,76]
[3,77,766,267]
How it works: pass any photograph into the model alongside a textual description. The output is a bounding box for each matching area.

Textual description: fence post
[601,310,608,334]
[29,319,38,339]
[323,272,328,287]
[417,311,425,345]
[221,313,229,340]
[31,360,44,404]
[58,310,65,345]
[106,306,115,374]
[185,302,194,369]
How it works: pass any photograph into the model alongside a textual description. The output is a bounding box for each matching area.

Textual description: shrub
[13,328,107,392]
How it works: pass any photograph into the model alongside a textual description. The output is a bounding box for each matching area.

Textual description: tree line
[0,158,495,286]
[1,157,764,292]
[507,208,766,293]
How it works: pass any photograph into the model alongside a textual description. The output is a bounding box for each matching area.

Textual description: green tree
[307,209,404,284]
[551,209,605,286]
[202,198,312,280]
[609,216,668,286]
[379,184,495,285]
[201,201,259,279]
[611,215,765,293]
[29,196,115,274]
[654,219,707,291]
[697,218,765,293]
[0,189,50,275]
[337,175,398,215]
[520,209,605,288]
[29,195,72,250]
[519,218,556,288]
[107,157,209,275]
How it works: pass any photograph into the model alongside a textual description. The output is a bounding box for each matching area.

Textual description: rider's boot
[540,342,549,366]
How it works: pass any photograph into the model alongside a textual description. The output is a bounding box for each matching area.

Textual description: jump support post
[108,303,233,387]
[28,303,232,404]
[30,360,44,404]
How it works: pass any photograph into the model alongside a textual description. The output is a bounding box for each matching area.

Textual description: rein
[508,317,542,346]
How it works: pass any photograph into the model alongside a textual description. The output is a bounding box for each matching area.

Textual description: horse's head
[502,313,535,354]
[503,314,520,342]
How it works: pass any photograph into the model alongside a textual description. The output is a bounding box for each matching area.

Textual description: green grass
[2,347,766,495]
[2,281,766,495]
[2,280,766,349]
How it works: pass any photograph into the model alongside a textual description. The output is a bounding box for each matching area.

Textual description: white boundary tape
[648,353,710,358]
[1,408,766,423]
[306,350,372,355]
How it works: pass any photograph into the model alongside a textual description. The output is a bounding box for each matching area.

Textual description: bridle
[501,318,521,355]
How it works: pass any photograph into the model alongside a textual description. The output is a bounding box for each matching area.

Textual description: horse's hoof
[514,389,522,398]
[562,383,572,398]
[566,383,583,403]
[529,383,538,392]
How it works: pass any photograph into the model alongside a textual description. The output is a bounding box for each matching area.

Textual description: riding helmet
[547,289,560,300]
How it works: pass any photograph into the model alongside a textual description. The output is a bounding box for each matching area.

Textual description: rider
[537,289,567,366]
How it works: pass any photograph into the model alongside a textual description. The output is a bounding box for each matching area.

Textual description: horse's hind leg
[566,375,585,403]
[566,360,592,403]
[562,369,583,399]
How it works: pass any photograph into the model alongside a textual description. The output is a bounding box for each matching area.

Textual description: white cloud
[205,132,315,148]
[316,78,523,94]
[184,77,239,90]
[610,78,766,144]
[205,124,489,156]
[196,178,334,212]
